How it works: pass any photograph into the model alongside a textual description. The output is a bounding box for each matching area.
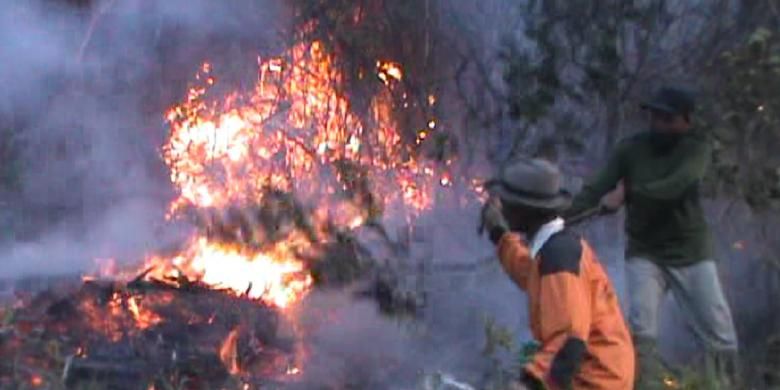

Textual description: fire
[376,60,403,85]
[219,327,241,375]
[144,39,454,308]
[76,290,164,341]
[143,238,312,308]
[127,295,161,329]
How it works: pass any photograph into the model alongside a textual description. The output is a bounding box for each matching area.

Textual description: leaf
[712,126,737,142]
[749,27,773,45]
[2,308,15,326]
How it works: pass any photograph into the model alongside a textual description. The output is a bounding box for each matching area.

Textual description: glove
[479,197,509,244]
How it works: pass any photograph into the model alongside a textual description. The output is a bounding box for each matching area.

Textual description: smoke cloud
[0,0,288,278]
[0,1,582,387]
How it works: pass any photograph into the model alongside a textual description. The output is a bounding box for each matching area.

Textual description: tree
[290,0,451,155]
[700,27,780,210]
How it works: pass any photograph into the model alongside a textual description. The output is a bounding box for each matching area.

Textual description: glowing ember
[376,60,403,85]
[219,327,241,375]
[127,296,162,329]
[417,130,428,143]
[663,376,680,389]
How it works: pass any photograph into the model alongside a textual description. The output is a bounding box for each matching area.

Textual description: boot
[633,336,676,390]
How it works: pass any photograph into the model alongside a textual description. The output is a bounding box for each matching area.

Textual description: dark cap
[640,86,695,116]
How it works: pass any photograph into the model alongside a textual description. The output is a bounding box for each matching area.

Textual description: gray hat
[640,86,696,115]
[485,158,572,210]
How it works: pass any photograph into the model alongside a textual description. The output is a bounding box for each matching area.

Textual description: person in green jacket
[564,86,739,389]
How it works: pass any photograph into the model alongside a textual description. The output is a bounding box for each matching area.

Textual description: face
[649,110,690,133]
[500,201,552,234]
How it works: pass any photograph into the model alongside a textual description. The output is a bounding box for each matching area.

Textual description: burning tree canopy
[140,36,464,309]
[0,7,480,388]
[6,1,780,389]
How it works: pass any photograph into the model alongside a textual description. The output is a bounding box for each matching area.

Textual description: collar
[530,217,565,258]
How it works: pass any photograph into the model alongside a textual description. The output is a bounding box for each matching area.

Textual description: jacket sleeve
[632,139,712,200]
[565,143,626,218]
[496,233,533,291]
[526,237,591,389]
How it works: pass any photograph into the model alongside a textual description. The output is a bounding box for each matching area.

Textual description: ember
[1,29,471,390]
[219,327,241,375]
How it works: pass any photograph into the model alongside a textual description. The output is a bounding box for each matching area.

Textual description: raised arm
[497,233,534,291]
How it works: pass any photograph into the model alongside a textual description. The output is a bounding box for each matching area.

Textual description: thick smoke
[0,1,526,386]
[0,1,675,388]
[294,204,526,388]
[0,0,288,278]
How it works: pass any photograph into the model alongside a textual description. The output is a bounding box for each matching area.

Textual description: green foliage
[499,0,670,158]
[668,367,728,390]
[482,315,515,357]
[500,1,780,210]
[500,45,556,125]
[700,27,780,210]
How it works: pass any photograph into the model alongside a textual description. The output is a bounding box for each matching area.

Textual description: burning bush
[0,29,472,388]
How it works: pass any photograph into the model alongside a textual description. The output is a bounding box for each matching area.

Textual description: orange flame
[127,296,161,329]
[143,238,312,308]
[376,60,403,85]
[140,39,454,308]
[219,327,241,375]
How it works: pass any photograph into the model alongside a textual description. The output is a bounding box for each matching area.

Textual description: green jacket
[565,130,713,266]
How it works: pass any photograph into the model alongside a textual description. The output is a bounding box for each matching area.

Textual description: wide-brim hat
[485,158,572,211]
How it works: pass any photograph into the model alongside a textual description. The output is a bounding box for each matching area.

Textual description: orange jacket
[497,230,634,390]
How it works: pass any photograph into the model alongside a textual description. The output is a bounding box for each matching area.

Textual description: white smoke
[0,0,288,278]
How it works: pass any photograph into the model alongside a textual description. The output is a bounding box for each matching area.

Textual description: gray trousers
[626,257,738,352]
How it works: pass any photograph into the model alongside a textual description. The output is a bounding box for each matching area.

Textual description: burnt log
[63,355,150,390]
[355,267,425,317]
[303,231,375,287]
[164,349,230,390]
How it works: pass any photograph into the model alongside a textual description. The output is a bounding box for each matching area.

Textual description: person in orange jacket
[480,158,635,390]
